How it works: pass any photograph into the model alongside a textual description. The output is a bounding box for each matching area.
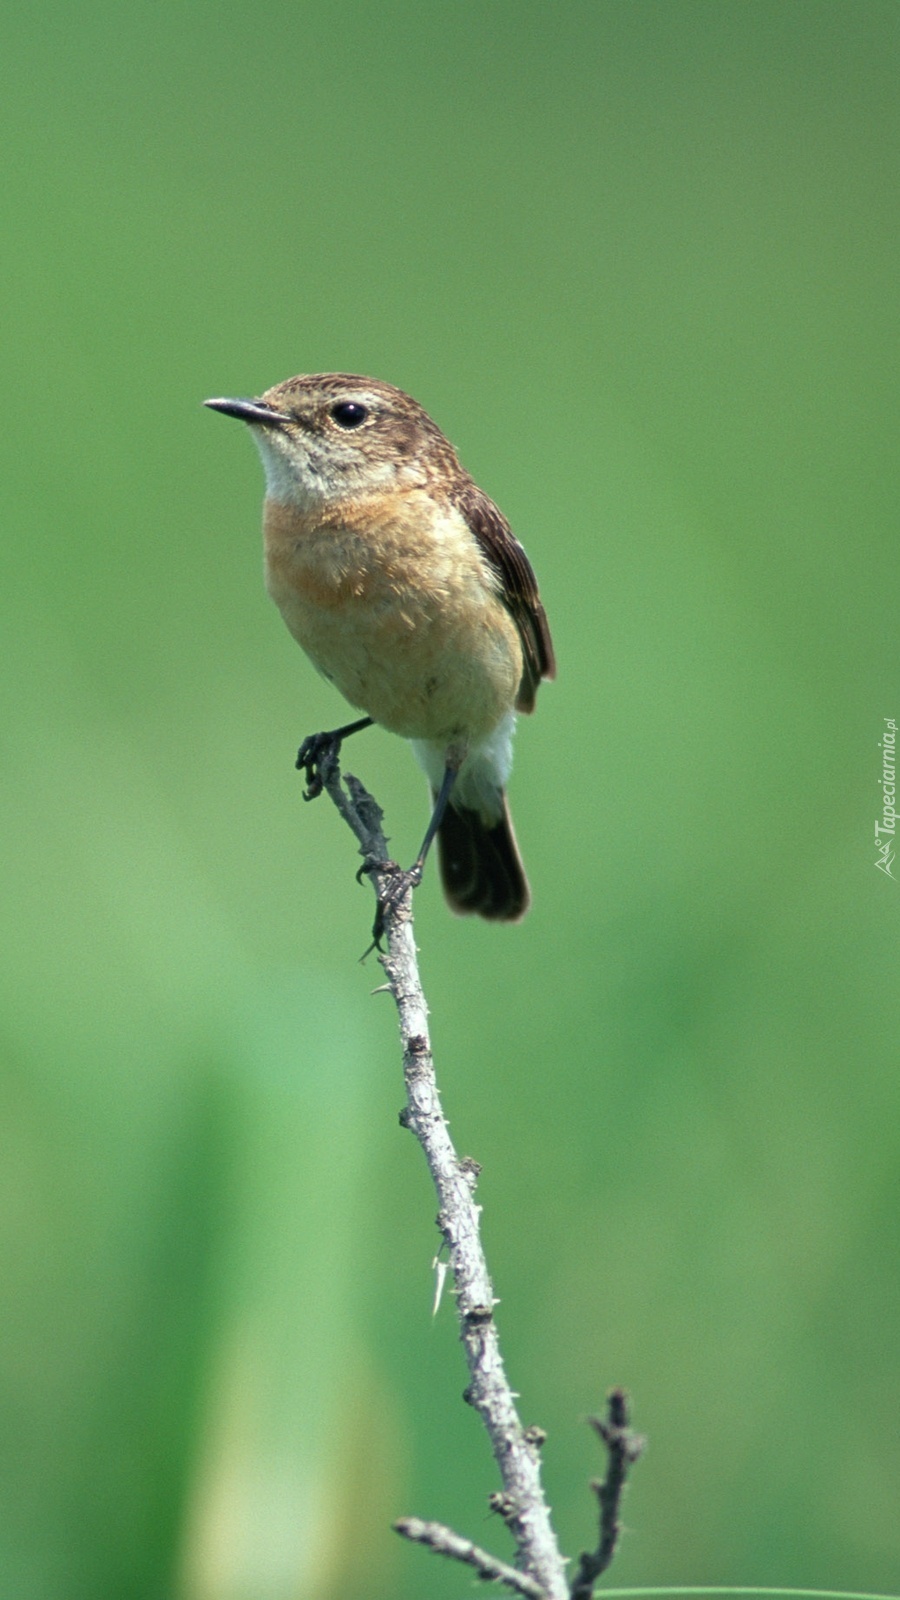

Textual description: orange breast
[261,490,523,743]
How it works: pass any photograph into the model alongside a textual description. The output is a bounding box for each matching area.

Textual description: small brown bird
[205,375,555,920]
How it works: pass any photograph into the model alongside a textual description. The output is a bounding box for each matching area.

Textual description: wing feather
[451,480,556,714]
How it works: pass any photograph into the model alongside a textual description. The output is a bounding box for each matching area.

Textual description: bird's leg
[371,763,458,946]
[412,760,458,875]
[295,716,374,800]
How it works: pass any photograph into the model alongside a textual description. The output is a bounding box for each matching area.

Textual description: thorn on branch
[394,1517,545,1599]
[569,1388,645,1600]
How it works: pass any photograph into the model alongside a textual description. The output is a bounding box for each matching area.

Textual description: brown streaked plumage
[205,374,555,921]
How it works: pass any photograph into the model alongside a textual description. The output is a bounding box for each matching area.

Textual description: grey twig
[315,747,569,1599]
[394,1518,546,1598]
[569,1389,645,1600]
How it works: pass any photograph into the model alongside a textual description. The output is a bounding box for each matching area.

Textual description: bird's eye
[330,401,369,429]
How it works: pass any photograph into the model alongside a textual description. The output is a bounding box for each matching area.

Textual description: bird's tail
[434,791,530,921]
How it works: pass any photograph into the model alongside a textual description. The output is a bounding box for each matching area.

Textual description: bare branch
[569,1388,645,1600]
[394,1518,546,1599]
[315,749,569,1600]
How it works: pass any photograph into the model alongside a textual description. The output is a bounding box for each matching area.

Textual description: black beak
[204,397,290,427]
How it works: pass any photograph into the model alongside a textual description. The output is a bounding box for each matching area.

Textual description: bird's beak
[204,397,290,427]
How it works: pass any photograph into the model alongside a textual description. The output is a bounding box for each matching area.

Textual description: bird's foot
[296,716,374,800]
[367,859,424,951]
[295,729,341,800]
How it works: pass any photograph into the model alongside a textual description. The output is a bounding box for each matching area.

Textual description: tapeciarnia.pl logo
[875,717,897,878]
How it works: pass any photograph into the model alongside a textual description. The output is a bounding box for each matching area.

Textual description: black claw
[369,908,387,953]
[356,856,385,887]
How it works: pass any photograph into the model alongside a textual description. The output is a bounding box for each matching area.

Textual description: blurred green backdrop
[1,2,898,1596]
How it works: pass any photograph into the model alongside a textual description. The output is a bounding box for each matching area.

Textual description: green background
[2,3,897,1596]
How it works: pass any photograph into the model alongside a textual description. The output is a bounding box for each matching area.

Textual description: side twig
[393,1518,546,1599]
[316,747,569,1600]
[569,1389,646,1600]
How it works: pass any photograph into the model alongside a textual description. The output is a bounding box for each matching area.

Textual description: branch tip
[570,1390,645,1600]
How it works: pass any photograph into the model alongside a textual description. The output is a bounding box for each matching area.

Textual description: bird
[205,374,555,921]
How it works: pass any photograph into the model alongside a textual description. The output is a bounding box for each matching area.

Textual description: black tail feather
[434,793,530,921]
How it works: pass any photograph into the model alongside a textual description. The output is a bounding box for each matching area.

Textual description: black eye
[330,400,369,429]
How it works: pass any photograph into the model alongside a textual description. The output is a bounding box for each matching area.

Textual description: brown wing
[451,479,556,713]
